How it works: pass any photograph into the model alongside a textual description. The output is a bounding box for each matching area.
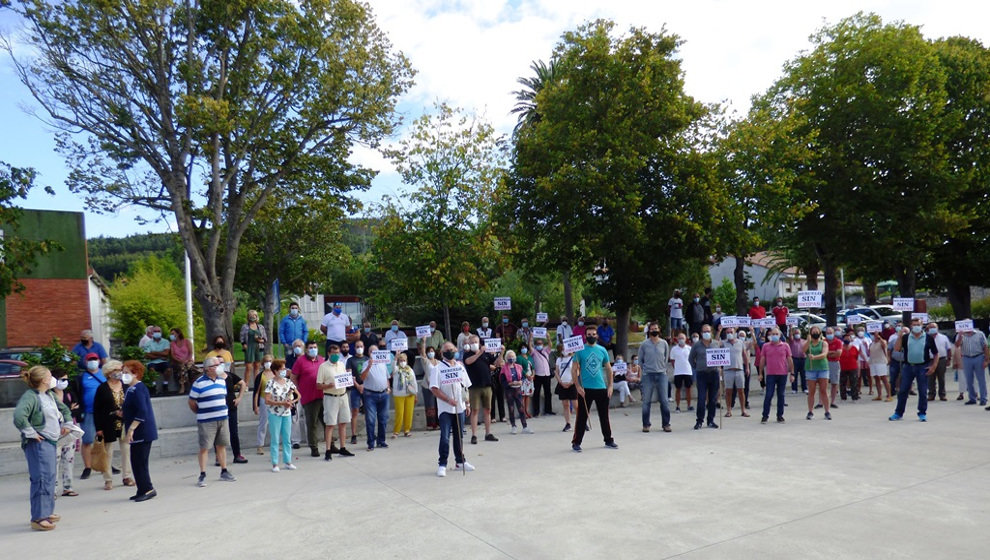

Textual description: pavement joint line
[343,458,518,559]
[658,457,990,559]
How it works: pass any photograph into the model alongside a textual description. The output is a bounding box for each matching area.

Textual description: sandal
[61,490,78,497]
[48,514,61,523]
[104,481,113,491]
[741,412,750,417]
[725,411,732,417]
[123,478,135,487]
[31,519,56,531]
[403,432,411,437]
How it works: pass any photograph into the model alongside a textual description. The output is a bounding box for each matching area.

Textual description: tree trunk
[863,280,878,305]
[815,243,838,326]
[733,254,748,316]
[443,304,452,343]
[946,283,971,320]
[895,267,917,325]
[563,270,573,323]
[263,286,278,354]
[614,305,631,360]
[804,262,820,291]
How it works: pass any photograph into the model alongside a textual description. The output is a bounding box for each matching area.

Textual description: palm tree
[510,58,558,136]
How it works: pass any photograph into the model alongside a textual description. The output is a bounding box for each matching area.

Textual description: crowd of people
[12,297,989,530]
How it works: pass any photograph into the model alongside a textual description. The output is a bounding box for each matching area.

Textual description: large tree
[5,0,413,341]
[504,20,724,357]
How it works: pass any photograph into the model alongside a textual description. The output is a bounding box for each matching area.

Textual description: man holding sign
[359,345,391,451]
[571,323,617,452]
[429,342,474,477]
[315,343,354,461]
[463,335,499,444]
[689,325,722,429]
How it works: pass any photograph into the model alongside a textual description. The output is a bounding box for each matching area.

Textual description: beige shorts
[323,393,352,425]
[197,419,230,450]
[469,386,493,411]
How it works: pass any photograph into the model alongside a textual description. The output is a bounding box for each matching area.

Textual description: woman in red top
[838,331,861,401]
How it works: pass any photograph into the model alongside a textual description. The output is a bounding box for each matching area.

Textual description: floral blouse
[265,378,297,417]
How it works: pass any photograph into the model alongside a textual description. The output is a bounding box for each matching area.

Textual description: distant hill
[88,232,183,281]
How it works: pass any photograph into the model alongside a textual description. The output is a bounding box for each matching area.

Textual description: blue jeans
[363,390,389,448]
[437,411,466,466]
[962,355,987,403]
[762,375,788,419]
[895,363,929,416]
[641,372,671,428]
[24,439,56,522]
[268,413,292,465]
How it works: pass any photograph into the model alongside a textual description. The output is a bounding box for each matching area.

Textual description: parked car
[790,312,828,330]
[0,347,42,362]
[869,305,904,324]
[0,359,28,377]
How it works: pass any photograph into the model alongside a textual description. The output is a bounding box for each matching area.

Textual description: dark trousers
[490,374,506,421]
[572,388,613,446]
[303,400,324,451]
[695,370,720,424]
[928,358,947,398]
[840,370,860,400]
[437,411,465,466]
[896,363,930,416]
[227,406,240,458]
[889,360,902,391]
[130,441,153,495]
[688,322,703,336]
[744,371,752,407]
[762,374,787,419]
[791,358,807,392]
[532,375,553,415]
[505,387,527,428]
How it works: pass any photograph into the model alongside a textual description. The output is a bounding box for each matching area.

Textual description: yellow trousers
[392,394,416,434]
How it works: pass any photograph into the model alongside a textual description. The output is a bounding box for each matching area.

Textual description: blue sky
[2,0,989,238]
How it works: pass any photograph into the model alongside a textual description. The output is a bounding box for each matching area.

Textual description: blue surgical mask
[290,308,299,317]
[535,345,543,351]
[826,334,835,340]
[293,347,303,356]
[364,327,371,333]
[522,322,529,328]
[928,328,937,336]
[507,358,515,363]
[333,307,341,315]
[520,347,528,354]
[702,332,711,341]
[502,318,509,324]
[169,334,176,341]
[911,326,923,334]
[152,332,161,340]
[694,298,700,303]
[770,335,780,343]
[278,370,287,379]
[391,325,398,332]
[307,348,318,358]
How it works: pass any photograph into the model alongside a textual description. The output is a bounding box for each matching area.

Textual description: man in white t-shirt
[429,342,474,477]
[668,290,684,335]
[320,302,351,358]
[669,332,693,412]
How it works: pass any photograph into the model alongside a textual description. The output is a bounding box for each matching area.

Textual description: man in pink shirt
[290,341,326,457]
[759,328,794,424]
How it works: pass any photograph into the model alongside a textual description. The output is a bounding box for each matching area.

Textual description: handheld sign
[532,327,548,339]
[720,316,739,328]
[563,335,585,354]
[911,312,929,324]
[333,371,354,388]
[612,361,628,375]
[735,317,752,327]
[785,316,800,327]
[845,315,863,325]
[797,290,823,309]
[415,325,431,339]
[484,337,502,353]
[955,319,974,333]
[866,321,883,334]
[706,347,730,367]
[892,297,914,311]
[389,337,408,352]
[494,297,512,311]
[753,318,776,329]
[438,364,463,387]
[372,350,391,364]
[536,312,548,323]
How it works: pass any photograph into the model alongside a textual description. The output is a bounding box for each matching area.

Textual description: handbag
[90,436,109,473]
[521,378,534,396]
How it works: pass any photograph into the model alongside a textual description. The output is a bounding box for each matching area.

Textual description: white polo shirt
[321,312,350,341]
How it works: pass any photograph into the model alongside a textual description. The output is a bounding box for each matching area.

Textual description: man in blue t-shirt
[571,323,617,452]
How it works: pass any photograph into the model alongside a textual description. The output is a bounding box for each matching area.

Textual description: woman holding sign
[554,343,578,432]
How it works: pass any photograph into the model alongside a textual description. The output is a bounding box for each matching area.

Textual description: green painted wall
[8,209,87,279]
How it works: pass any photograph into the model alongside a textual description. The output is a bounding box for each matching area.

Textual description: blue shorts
[82,414,96,445]
[349,387,363,410]
[806,370,829,381]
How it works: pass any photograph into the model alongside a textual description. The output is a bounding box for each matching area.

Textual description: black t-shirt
[224,373,243,409]
[463,351,495,388]
[345,356,367,387]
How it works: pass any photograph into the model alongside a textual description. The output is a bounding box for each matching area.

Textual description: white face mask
[263,361,272,370]
[86,360,99,371]
[293,347,303,355]
[56,379,69,390]
[427,351,436,359]
[470,343,480,352]
[355,348,364,356]
[121,373,134,385]
[278,370,287,379]
[48,377,58,390]
[463,344,471,351]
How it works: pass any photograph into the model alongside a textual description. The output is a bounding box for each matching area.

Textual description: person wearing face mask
[597,319,615,355]
[421,320,445,352]
[570,322,617,451]
[316,343,356,459]
[77,352,106,481]
[711,305,725,329]
[383,319,406,352]
[572,317,588,340]
[14,366,73,530]
[286,339,305,370]
[627,354,642,395]
[320,302,352,359]
[554,344,578,432]
[418,344,441,429]
[721,327,750,418]
[868,333,892,402]
[825,327,843,409]
[253,355,275,455]
[670,333,694,412]
[516,345,535,416]
[529,337,555,417]
[925,323,951,402]
[668,290,685,336]
[359,322,380,350]
[204,335,235,378]
[838,331,861,402]
[497,350,532,434]
[359,344,391,451]
[700,287,715,326]
[71,329,108,373]
[120,361,157,501]
[789,328,807,395]
[772,299,790,333]
[852,329,873,396]
[556,316,572,345]
[217,356,248,466]
[757,328,794,424]
[93,360,134,490]
[239,310,267,391]
[52,372,81,498]
[477,317,493,340]
[345,341,369,444]
[429,342,474,477]
[686,294,706,336]
[264,360,300,471]
[955,326,990,406]
[890,319,939,421]
[279,302,309,359]
[168,327,195,394]
[495,314,518,344]
[748,298,767,339]
[739,330,755,409]
[289,341,326,458]
[803,326,832,420]
[463,334,499,444]
[456,321,472,355]
[690,325,724,429]
[390,352,418,438]
[638,323,672,432]
[140,326,172,395]
[612,354,633,407]
[189,357,238,486]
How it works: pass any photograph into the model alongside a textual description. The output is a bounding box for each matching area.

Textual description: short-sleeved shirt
[429,360,471,415]
[839,344,860,370]
[762,342,792,376]
[345,356,367,387]
[265,378,297,417]
[726,339,747,371]
[670,344,692,376]
[531,347,552,376]
[141,337,171,365]
[362,361,390,392]
[317,361,348,396]
[81,370,107,413]
[292,356,325,405]
[321,312,350,341]
[463,351,495,387]
[223,372,243,409]
[959,331,988,357]
[575,344,610,390]
[772,306,789,325]
[748,306,767,320]
[827,338,843,362]
[72,342,108,370]
[668,297,684,319]
[189,374,229,423]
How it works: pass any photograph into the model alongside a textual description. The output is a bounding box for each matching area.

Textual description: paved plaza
[2,384,989,559]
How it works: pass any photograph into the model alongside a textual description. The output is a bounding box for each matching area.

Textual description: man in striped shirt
[188,356,237,487]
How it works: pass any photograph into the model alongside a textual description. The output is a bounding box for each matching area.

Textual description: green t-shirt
[575,344,610,390]
[807,340,828,371]
[516,354,534,376]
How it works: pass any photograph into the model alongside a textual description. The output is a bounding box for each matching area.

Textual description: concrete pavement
[2,385,989,559]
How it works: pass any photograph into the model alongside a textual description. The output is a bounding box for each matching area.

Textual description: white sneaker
[285,464,297,470]
[271,465,279,473]
[455,461,476,472]
[522,427,534,434]
[510,426,518,435]
[436,466,446,477]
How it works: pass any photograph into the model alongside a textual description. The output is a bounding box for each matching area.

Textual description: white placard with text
[438,364,463,387]
[753,318,777,329]
[536,312,548,323]
[845,315,863,325]
[866,321,883,333]
[911,312,929,324]
[389,337,408,352]
[612,361,628,375]
[706,347,731,367]
[893,297,914,311]
[415,325,431,339]
[563,335,585,354]
[532,327,547,339]
[485,337,503,353]
[797,290,823,309]
[333,371,354,388]
[372,350,392,364]
[494,297,512,311]
[955,319,974,333]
